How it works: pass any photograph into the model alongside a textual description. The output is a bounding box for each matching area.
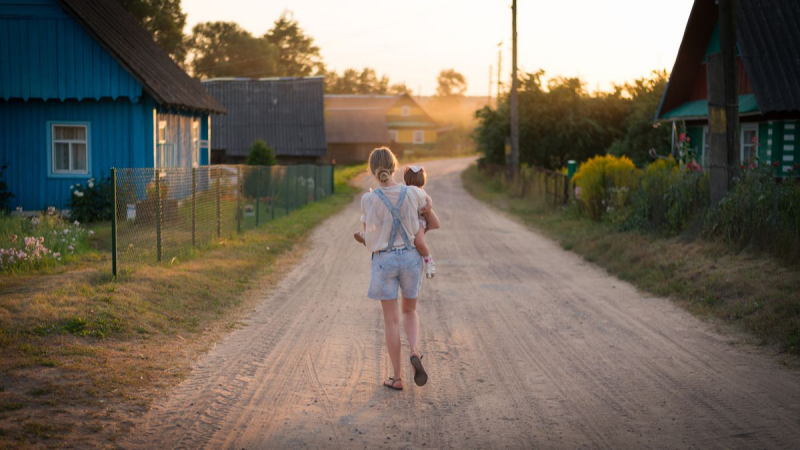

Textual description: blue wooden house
[0,0,226,211]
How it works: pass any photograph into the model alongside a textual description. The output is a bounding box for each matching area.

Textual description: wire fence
[111,164,334,275]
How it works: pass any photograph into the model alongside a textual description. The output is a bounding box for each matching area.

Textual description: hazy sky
[182,0,695,96]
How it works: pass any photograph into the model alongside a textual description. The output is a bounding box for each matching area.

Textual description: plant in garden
[572,154,639,220]
[69,177,113,223]
[246,140,277,166]
[0,209,91,272]
[0,161,12,211]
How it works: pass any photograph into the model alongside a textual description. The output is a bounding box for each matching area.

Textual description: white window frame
[192,119,201,168]
[413,130,424,144]
[388,130,398,142]
[401,106,411,117]
[740,123,759,163]
[48,122,91,177]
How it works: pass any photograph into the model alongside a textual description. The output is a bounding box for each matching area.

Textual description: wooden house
[656,0,800,175]
[0,0,225,211]
[324,94,437,164]
[203,77,327,164]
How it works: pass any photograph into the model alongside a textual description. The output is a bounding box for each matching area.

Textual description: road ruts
[124,157,800,449]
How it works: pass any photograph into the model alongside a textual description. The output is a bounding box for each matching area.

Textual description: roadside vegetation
[0,165,363,447]
[464,165,800,356]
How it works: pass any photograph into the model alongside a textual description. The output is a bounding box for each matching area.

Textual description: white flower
[30,217,40,225]
[88,230,95,236]
[67,245,74,252]
[73,220,80,226]
[15,206,22,212]
[88,181,94,188]
[63,229,69,235]
[53,252,60,258]
[74,191,84,197]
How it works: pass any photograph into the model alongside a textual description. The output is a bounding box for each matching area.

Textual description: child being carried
[354,165,438,278]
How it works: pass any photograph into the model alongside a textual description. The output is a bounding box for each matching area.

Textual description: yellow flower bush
[573,154,640,220]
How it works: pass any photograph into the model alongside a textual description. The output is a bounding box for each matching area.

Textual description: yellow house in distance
[324,94,438,164]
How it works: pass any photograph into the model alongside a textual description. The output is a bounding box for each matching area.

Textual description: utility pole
[707,0,739,204]
[497,43,503,99]
[509,0,520,172]
[488,65,493,107]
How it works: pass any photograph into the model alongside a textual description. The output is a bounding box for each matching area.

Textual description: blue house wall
[0,0,211,210]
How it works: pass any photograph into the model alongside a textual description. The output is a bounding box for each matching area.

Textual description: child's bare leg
[414,229,430,257]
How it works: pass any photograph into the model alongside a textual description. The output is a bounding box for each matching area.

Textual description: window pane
[72,143,87,171]
[54,125,86,141]
[54,143,70,171]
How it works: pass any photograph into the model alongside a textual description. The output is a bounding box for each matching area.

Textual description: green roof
[661,94,759,120]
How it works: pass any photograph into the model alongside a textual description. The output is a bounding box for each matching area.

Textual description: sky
[182,0,695,96]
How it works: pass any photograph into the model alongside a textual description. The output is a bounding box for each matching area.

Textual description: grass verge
[0,166,363,447]
[463,165,800,356]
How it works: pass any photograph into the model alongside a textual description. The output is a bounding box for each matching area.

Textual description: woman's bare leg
[414,229,430,258]
[402,296,420,356]
[380,299,403,386]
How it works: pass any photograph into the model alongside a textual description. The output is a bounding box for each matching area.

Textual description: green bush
[68,177,113,223]
[705,166,800,263]
[246,140,277,166]
[0,161,12,211]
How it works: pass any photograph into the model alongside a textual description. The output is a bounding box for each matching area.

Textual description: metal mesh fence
[112,164,334,275]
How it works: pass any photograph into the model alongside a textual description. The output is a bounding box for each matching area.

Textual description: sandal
[383,377,403,391]
[410,353,428,387]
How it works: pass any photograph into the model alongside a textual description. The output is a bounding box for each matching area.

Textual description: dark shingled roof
[325,109,390,144]
[737,0,800,113]
[56,0,225,114]
[657,0,800,120]
[204,77,327,157]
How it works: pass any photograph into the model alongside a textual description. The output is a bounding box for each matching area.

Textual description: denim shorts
[367,248,424,300]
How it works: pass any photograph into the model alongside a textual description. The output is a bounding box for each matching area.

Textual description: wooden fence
[478,162,571,208]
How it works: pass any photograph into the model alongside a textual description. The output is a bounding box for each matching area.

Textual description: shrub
[705,166,800,263]
[572,154,639,220]
[69,177,113,223]
[0,208,91,272]
[246,140,277,166]
[0,161,12,211]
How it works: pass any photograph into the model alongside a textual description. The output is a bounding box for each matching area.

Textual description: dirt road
[125,158,800,449]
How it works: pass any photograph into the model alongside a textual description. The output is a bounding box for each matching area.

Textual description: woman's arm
[422,194,440,231]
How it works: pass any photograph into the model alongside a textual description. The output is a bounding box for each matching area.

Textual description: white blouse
[360,184,427,252]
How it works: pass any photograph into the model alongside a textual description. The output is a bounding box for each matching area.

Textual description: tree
[436,69,467,97]
[265,11,325,77]
[246,140,277,166]
[608,70,671,166]
[188,22,277,79]
[325,68,396,94]
[388,83,411,95]
[120,0,188,65]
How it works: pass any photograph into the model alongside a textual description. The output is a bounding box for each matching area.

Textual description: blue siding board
[57,19,66,99]
[64,19,74,97]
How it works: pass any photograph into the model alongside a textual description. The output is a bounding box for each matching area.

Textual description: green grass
[0,165,364,447]
[463,165,800,354]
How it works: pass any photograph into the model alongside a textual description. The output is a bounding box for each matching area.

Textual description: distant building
[203,77,327,164]
[325,94,438,164]
[656,0,800,175]
[0,0,225,211]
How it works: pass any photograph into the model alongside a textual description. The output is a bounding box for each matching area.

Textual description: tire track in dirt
[123,157,800,449]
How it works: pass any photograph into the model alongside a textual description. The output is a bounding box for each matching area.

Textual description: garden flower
[47,206,56,215]
[73,220,80,226]
[67,245,74,252]
[8,234,17,243]
[52,252,60,258]
[31,217,40,225]
[15,206,22,212]
[74,191,84,197]
[88,180,95,188]
[773,161,780,167]
[88,230,95,236]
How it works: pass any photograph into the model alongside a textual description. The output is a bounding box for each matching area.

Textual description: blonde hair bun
[368,147,398,183]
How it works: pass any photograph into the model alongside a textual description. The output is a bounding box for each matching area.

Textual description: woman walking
[361,147,438,391]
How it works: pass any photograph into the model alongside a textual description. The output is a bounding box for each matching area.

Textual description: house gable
[0,0,143,102]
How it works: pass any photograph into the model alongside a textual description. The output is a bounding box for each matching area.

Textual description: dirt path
[124,158,800,449]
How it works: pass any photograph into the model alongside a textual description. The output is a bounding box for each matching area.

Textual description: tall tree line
[473,70,670,169]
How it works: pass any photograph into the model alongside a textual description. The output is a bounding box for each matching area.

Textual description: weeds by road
[463,165,800,356]
[0,166,362,447]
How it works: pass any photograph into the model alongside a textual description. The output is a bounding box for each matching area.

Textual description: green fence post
[295,168,299,210]
[285,167,290,215]
[155,168,162,262]
[330,163,335,195]
[215,168,221,238]
[313,165,318,202]
[236,166,242,234]
[567,160,577,179]
[192,167,197,247]
[255,167,260,228]
[111,168,118,277]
